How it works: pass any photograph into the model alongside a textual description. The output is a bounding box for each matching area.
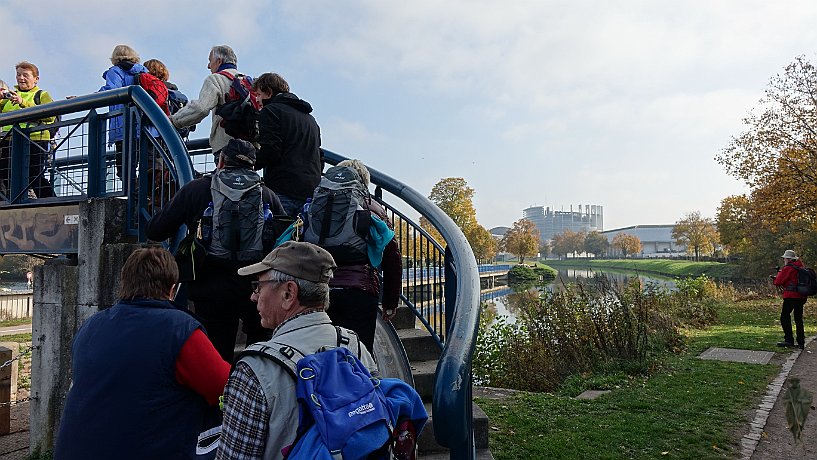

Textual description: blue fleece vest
[55,299,207,460]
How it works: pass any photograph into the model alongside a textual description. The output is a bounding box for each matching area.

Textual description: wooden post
[0,344,18,434]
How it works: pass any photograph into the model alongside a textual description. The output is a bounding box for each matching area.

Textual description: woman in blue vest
[55,247,230,459]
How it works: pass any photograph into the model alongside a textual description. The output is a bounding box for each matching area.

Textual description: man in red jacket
[772,249,808,349]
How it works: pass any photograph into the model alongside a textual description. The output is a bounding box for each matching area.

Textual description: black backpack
[788,263,817,296]
[209,168,265,262]
[214,71,261,142]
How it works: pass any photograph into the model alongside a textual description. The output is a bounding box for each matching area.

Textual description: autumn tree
[716,56,817,264]
[550,232,569,259]
[612,233,641,258]
[421,177,499,263]
[422,178,478,233]
[501,219,540,263]
[466,224,497,263]
[672,211,719,261]
[716,195,752,257]
[539,240,551,259]
[551,230,585,258]
[584,231,610,257]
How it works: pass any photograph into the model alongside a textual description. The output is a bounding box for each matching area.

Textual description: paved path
[748,337,817,459]
[0,325,31,337]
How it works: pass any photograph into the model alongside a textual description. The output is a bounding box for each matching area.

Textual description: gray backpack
[303,165,371,265]
[209,168,265,262]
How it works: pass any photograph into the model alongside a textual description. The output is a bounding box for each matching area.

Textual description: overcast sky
[3,1,816,230]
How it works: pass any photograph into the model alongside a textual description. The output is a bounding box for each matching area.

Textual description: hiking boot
[777,341,795,348]
[798,343,805,350]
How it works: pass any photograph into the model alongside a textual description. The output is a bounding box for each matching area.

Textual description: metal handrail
[0,86,195,191]
[322,149,481,459]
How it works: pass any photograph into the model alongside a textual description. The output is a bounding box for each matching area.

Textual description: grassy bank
[477,298,809,459]
[541,258,738,279]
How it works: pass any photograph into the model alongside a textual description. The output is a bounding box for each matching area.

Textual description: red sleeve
[175,328,230,406]
[773,265,797,288]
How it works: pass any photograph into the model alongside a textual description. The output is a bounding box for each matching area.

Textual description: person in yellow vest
[0,61,56,199]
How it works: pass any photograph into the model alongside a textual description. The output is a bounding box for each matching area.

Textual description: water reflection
[483,268,676,322]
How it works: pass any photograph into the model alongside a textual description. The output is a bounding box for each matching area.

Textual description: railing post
[444,246,456,338]
[9,130,27,204]
[86,110,104,197]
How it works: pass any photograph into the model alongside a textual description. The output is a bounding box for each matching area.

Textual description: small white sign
[64,215,80,225]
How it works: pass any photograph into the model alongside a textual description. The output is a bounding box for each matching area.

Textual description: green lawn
[477,298,807,459]
[540,258,738,279]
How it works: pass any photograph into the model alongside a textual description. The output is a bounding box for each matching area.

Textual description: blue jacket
[99,62,158,143]
[54,298,209,460]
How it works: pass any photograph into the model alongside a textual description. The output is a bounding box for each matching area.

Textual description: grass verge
[477,298,807,459]
[541,258,737,279]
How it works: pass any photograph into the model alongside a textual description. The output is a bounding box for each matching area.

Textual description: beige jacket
[171,68,238,154]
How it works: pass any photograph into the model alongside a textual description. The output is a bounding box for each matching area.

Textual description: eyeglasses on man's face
[251,280,278,294]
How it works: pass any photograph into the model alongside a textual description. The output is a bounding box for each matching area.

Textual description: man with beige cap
[772,249,808,349]
[216,241,377,460]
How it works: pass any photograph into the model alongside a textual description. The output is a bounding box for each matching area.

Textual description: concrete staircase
[390,307,493,459]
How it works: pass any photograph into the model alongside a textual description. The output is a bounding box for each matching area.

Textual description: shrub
[474,274,718,392]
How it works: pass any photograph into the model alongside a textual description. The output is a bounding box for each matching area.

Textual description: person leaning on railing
[0,61,56,199]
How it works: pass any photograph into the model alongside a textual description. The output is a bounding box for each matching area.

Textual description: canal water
[484,267,677,322]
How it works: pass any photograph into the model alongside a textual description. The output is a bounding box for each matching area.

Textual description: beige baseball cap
[237,241,336,283]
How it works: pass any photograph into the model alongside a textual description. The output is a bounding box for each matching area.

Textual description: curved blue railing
[322,149,481,459]
[0,95,482,459]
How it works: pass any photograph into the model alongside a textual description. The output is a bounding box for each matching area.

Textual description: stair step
[390,305,416,330]
[410,359,437,402]
[398,328,442,362]
[418,402,490,454]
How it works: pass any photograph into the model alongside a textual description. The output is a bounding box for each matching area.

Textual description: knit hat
[237,241,336,283]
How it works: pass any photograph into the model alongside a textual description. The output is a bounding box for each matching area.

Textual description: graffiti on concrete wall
[0,205,79,253]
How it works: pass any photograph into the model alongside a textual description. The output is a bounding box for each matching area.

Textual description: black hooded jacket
[256,92,322,200]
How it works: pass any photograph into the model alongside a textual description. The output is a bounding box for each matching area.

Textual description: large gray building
[523,205,603,241]
[602,224,686,257]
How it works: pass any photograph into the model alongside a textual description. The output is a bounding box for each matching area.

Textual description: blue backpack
[240,329,427,459]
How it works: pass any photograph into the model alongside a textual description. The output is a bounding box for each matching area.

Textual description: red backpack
[215,71,262,141]
[133,72,170,116]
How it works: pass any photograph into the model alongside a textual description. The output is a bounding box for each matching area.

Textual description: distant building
[523,205,603,241]
[602,225,687,257]
[489,226,509,238]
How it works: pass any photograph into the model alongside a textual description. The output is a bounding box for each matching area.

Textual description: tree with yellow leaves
[612,233,641,258]
[501,219,540,263]
[672,211,719,261]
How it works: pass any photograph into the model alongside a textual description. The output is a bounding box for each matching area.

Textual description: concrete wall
[30,198,142,453]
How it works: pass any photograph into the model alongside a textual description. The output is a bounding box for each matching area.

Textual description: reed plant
[474,274,731,392]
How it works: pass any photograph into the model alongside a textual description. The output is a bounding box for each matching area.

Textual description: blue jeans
[277,194,306,218]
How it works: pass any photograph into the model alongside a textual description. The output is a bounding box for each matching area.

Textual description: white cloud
[2,0,815,231]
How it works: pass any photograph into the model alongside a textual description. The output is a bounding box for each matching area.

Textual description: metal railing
[0,86,194,245]
[0,94,482,459]
[322,150,481,459]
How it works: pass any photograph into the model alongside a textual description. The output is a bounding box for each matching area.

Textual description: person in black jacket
[253,73,322,217]
[146,139,285,361]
